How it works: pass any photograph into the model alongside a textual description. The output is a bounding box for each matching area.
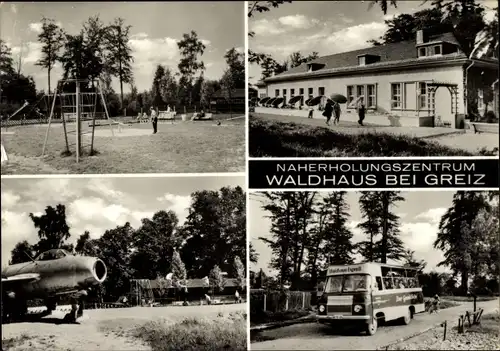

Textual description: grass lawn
[131,311,247,351]
[1,114,244,174]
[249,116,496,157]
[388,312,500,350]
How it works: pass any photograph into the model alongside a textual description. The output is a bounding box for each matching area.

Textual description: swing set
[41,78,115,163]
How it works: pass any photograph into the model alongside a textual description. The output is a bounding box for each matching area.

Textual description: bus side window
[376,276,383,291]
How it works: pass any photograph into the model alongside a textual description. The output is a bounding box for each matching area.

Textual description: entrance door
[404,83,416,111]
[434,88,453,128]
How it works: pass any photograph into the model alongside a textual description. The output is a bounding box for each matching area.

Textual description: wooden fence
[250,290,313,313]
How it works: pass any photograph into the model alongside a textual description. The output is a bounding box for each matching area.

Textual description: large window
[391,83,402,108]
[418,47,426,57]
[282,89,287,96]
[418,82,427,109]
[347,86,355,104]
[434,45,441,55]
[275,89,279,97]
[290,88,295,97]
[299,88,304,96]
[478,89,484,110]
[308,87,313,97]
[347,84,376,108]
[318,87,325,96]
[325,275,370,293]
[367,85,376,108]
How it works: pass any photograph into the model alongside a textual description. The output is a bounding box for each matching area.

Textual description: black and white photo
[248,1,499,157]
[1,2,245,174]
[1,176,247,350]
[249,190,499,350]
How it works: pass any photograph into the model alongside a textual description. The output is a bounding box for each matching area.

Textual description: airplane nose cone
[93,259,107,283]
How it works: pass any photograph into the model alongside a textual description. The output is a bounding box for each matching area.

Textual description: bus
[316,262,425,336]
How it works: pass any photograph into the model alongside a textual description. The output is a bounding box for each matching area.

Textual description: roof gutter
[265,57,470,83]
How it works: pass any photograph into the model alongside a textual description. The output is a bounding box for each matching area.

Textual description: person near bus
[430,294,440,314]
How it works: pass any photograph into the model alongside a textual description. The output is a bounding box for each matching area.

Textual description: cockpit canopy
[35,249,70,261]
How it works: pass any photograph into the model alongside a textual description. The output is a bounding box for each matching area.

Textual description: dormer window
[433,45,441,55]
[307,63,325,72]
[357,54,381,65]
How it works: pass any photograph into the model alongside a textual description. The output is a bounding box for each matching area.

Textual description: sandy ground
[2,303,246,351]
[250,300,499,350]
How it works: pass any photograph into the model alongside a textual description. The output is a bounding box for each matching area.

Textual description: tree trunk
[461,270,469,295]
[381,196,389,264]
[48,67,52,94]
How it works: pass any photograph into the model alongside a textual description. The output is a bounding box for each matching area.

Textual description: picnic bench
[470,122,499,134]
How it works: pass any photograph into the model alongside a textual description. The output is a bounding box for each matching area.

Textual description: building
[210,88,245,113]
[254,80,268,99]
[257,29,499,128]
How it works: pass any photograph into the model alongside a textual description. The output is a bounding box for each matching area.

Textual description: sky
[250,191,463,276]
[248,0,498,84]
[0,2,245,93]
[1,175,244,267]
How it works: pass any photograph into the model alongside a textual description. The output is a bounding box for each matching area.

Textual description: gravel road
[251,300,499,350]
[2,303,246,351]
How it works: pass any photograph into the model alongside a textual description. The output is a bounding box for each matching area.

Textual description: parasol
[330,93,347,104]
[307,95,333,106]
[266,97,277,106]
[260,97,271,105]
[288,95,303,105]
[272,97,284,107]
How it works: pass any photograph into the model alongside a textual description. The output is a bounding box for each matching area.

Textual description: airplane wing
[2,273,40,284]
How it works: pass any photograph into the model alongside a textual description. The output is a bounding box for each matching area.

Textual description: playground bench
[470,122,499,134]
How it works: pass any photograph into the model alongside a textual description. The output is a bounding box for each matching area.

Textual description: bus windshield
[325,274,370,293]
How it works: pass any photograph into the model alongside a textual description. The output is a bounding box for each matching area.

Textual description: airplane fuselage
[2,255,107,299]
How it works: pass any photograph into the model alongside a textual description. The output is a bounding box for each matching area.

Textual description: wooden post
[443,320,447,340]
[90,92,98,155]
[42,86,60,156]
[302,292,305,309]
[473,295,477,312]
[285,297,289,311]
[263,293,266,312]
[75,81,81,163]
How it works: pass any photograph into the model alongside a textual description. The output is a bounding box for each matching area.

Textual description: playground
[1,79,245,174]
[1,115,244,174]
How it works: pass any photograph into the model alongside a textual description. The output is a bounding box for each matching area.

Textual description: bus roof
[326,262,419,275]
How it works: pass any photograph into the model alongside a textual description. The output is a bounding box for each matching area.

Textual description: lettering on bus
[396,293,419,303]
[327,266,364,275]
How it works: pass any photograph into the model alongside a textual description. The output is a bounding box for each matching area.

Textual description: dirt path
[251,300,499,350]
[2,303,246,351]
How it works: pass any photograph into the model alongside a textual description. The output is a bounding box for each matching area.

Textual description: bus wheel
[402,308,412,325]
[366,317,377,335]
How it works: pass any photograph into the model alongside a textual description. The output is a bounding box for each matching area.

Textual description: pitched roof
[148,277,245,289]
[265,33,466,83]
[212,88,246,99]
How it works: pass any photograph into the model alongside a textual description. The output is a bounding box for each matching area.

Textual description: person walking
[356,96,366,126]
[150,106,158,134]
[333,101,341,125]
[322,100,334,126]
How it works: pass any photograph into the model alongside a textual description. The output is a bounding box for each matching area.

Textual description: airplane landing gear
[64,290,87,323]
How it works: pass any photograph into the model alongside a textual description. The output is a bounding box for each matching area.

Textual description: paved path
[251,300,499,350]
[254,113,462,138]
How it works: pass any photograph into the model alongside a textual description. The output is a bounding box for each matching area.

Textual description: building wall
[257,86,267,98]
[264,65,465,127]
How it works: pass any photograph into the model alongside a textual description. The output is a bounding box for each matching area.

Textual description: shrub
[133,312,247,351]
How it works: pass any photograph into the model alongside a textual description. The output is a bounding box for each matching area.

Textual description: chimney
[416,29,425,45]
